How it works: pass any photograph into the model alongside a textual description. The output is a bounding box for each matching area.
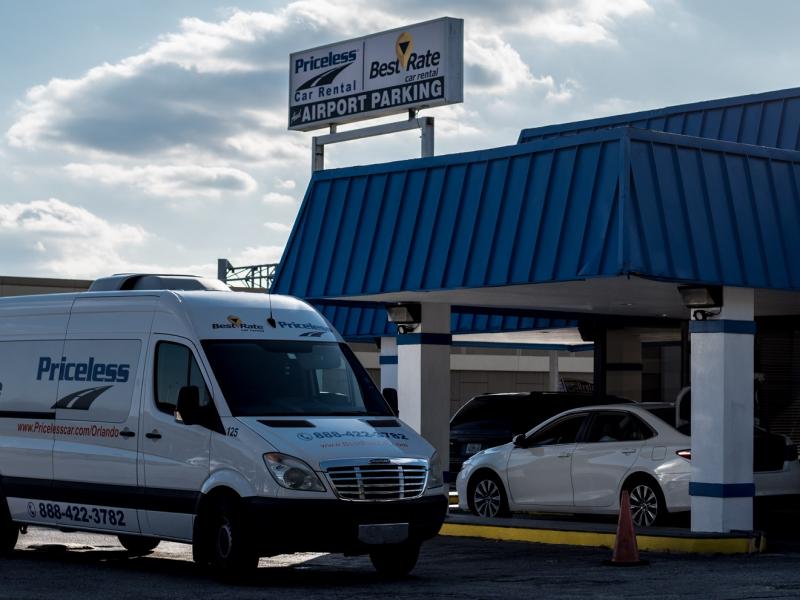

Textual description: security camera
[692,309,720,321]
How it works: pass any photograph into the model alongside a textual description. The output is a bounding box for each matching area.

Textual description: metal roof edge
[452,341,593,352]
[517,86,800,143]
[311,127,629,181]
[625,127,800,161]
[301,126,800,192]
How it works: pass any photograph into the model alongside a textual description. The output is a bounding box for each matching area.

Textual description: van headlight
[264,453,326,492]
[428,451,443,488]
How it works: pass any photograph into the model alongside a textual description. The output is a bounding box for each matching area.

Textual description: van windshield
[201,340,391,417]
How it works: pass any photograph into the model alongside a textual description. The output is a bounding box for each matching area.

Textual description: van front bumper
[242,493,448,555]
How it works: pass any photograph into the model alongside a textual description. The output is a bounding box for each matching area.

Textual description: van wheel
[196,497,258,578]
[118,534,159,555]
[369,542,420,578]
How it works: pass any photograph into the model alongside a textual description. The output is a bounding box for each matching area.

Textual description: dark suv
[449,392,631,475]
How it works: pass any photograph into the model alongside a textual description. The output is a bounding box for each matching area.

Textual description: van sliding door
[50,296,156,534]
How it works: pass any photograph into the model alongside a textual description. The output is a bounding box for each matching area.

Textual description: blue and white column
[397,303,451,471]
[689,287,755,533]
[379,336,398,392]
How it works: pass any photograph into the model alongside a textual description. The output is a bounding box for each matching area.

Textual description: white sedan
[456,404,800,527]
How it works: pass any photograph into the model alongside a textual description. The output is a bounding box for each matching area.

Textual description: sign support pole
[311,114,434,172]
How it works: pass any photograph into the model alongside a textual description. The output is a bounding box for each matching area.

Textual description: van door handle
[120,429,135,438]
[621,449,637,455]
[145,430,162,440]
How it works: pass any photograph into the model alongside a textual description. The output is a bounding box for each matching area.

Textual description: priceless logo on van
[36,357,130,383]
[212,315,265,332]
[278,321,328,331]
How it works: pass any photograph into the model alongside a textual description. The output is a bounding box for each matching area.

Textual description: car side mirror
[512,434,527,448]
[383,387,399,417]
[176,385,201,426]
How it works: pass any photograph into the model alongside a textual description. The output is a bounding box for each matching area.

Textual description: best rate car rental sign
[288,17,463,131]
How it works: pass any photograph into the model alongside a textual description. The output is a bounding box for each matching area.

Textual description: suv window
[527,414,587,447]
[585,412,653,443]
[155,342,212,415]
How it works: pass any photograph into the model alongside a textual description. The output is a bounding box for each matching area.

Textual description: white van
[0,275,447,577]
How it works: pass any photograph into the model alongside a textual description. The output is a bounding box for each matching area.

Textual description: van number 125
[226,427,239,437]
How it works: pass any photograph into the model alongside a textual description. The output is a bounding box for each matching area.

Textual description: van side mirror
[512,434,527,448]
[383,387,399,417]
[177,385,201,425]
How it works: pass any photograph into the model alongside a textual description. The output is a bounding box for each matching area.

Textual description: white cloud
[505,0,653,45]
[263,191,297,205]
[0,198,147,278]
[465,34,539,94]
[264,221,292,233]
[275,178,296,190]
[64,163,257,198]
[7,2,620,162]
[0,1,659,278]
[231,245,285,266]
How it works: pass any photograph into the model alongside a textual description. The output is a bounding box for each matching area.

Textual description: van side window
[155,342,212,415]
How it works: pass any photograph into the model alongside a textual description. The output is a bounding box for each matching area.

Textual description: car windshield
[201,340,391,417]
[451,396,555,431]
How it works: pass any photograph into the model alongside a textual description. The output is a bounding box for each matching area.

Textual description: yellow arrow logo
[396,31,413,70]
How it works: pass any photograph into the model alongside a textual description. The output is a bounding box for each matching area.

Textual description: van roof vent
[89,274,232,292]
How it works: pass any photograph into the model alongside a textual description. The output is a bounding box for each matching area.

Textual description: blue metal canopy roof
[314,301,575,341]
[274,125,800,301]
[518,86,800,148]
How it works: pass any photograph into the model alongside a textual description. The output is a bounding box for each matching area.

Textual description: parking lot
[2,527,800,600]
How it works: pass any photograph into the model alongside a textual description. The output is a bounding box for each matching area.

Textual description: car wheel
[118,534,160,555]
[625,479,665,527]
[195,497,259,578]
[369,542,420,578]
[0,502,18,555]
[469,473,509,519]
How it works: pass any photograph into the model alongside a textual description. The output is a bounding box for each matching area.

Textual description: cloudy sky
[1,0,798,280]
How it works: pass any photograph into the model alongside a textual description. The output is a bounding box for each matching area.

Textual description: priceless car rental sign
[288,17,463,131]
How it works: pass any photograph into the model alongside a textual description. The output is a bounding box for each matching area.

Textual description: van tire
[369,542,420,578]
[118,534,159,555]
[196,496,258,578]
[0,500,18,555]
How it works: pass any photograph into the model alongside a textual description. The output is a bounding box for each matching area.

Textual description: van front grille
[325,463,428,501]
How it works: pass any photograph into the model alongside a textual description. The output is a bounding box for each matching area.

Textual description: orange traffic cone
[603,490,649,566]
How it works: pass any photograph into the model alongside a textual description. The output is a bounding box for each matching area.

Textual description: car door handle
[621,449,637,455]
[145,430,162,440]
[120,429,136,438]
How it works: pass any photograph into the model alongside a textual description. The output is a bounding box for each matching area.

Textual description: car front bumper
[241,493,448,555]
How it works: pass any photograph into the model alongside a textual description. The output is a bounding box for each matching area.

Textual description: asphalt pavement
[2,527,800,599]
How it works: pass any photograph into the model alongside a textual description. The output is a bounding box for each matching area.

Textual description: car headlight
[428,451,444,488]
[264,453,326,492]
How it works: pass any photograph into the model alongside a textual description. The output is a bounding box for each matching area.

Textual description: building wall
[354,343,594,417]
[0,276,91,296]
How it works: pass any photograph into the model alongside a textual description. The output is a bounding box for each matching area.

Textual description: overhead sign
[289,17,463,132]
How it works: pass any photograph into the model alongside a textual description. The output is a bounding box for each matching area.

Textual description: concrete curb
[440,514,766,555]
